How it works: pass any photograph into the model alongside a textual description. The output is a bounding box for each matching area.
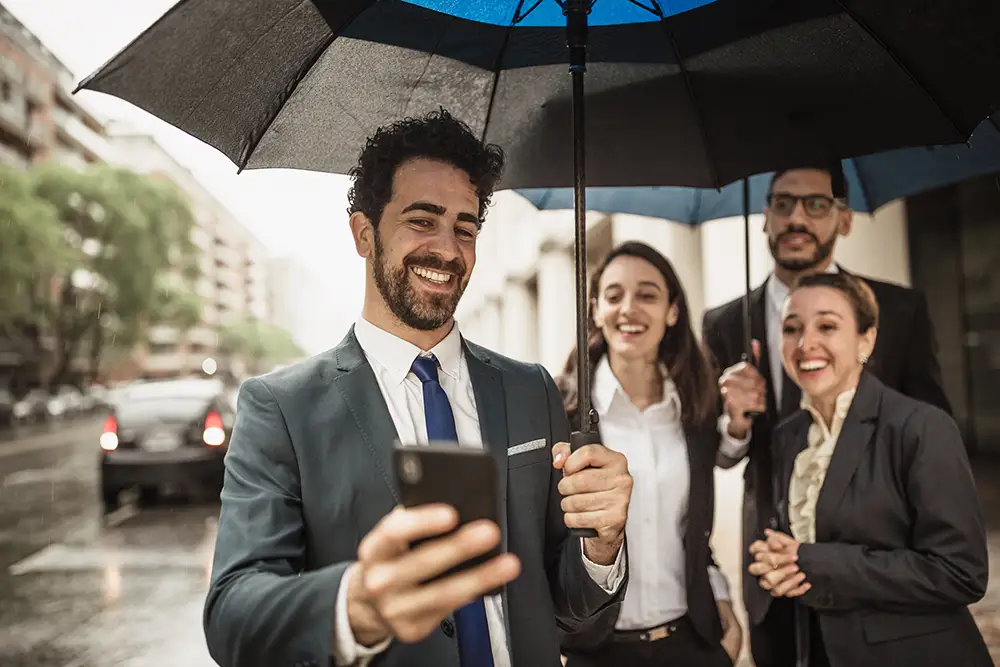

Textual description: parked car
[13,389,53,425]
[99,378,236,510]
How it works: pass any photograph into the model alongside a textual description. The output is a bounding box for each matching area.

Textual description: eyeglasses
[766,193,844,218]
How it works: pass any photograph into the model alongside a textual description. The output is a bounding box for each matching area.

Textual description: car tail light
[203,411,225,447]
[100,415,118,451]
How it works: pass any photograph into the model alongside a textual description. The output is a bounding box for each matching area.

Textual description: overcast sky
[6,0,366,330]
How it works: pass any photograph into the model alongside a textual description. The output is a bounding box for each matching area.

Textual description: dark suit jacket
[701,268,951,625]
[203,328,626,667]
[559,416,725,653]
[771,372,990,667]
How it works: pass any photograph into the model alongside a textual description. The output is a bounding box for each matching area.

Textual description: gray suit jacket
[203,327,627,667]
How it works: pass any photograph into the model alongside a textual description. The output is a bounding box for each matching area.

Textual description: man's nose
[428,226,462,260]
[788,199,812,226]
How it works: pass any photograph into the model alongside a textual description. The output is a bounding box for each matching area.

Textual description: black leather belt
[612,618,684,643]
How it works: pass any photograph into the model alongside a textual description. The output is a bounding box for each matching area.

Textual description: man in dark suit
[203,109,633,667]
[701,164,951,667]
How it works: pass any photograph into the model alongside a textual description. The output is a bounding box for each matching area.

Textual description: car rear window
[116,397,210,423]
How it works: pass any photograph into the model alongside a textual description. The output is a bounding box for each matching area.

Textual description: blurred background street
[0,417,218,667]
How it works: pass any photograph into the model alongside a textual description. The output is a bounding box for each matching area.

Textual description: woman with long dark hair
[557,241,763,667]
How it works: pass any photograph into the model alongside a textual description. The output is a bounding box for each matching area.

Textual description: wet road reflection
[0,419,219,667]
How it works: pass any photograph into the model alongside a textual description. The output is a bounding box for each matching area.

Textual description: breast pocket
[507,439,550,470]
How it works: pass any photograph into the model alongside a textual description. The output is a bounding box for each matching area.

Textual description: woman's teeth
[799,359,829,372]
[411,267,451,284]
[617,323,647,334]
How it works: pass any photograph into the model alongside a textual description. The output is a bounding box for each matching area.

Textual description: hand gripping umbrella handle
[567,428,600,539]
[741,352,763,421]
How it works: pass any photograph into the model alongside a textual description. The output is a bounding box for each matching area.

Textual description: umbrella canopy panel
[518,111,1000,222]
[78,0,1000,189]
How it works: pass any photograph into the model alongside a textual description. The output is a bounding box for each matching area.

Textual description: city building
[265,256,345,358]
[0,2,113,393]
[0,3,109,169]
[103,125,270,381]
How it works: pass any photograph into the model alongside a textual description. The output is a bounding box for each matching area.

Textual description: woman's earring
[859,352,869,365]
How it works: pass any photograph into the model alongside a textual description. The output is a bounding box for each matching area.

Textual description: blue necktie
[410,355,494,667]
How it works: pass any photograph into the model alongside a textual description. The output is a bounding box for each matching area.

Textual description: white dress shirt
[332,317,626,667]
[592,357,731,630]
[718,264,839,460]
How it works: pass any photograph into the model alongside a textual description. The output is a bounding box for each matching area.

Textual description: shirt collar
[767,262,840,315]
[801,386,856,434]
[354,316,464,386]
[592,354,681,416]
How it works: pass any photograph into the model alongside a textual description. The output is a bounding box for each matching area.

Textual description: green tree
[0,166,74,362]
[220,317,304,372]
[6,162,204,385]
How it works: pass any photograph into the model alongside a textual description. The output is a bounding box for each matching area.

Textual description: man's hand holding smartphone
[552,442,632,566]
[346,504,520,646]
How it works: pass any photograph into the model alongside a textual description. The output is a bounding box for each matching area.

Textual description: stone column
[501,276,539,363]
[536,241,577,375]
[477,296,503,351]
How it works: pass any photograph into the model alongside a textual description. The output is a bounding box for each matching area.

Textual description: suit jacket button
[441,619,455,638]
[820,592,834,607]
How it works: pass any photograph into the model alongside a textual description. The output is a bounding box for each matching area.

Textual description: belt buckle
[644,624,672,641]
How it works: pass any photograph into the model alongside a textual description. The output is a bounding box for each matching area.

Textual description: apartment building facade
[103,126,269,381]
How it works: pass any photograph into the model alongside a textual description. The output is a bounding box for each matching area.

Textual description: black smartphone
[392,441,503,596]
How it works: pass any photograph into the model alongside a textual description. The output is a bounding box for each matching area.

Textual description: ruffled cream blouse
[788,388,857,544]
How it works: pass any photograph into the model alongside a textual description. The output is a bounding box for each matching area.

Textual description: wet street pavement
[0,419,219,667]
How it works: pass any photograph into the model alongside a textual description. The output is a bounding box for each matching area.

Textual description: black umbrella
[77,0,1000,528]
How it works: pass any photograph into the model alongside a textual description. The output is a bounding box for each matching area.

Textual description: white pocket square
[508,438,547,456]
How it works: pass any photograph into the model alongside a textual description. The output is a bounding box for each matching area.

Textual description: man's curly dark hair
[346,108,505,226]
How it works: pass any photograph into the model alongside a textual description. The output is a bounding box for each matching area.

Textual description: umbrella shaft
[572,67,592,433]
[566,0,593,434]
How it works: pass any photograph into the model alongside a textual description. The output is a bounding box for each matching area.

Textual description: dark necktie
[410,355,494,667]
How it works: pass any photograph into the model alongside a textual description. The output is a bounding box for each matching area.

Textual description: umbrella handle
[567,427,600,539]
[741,351,763,420]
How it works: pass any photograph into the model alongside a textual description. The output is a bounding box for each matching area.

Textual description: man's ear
[837,208,854,237]
[350,211,375,259]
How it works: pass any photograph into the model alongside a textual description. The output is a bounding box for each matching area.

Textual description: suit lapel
[463,341,510,548]
[332,327,402,502]
[776,414,811,531]
[813,372,880,542]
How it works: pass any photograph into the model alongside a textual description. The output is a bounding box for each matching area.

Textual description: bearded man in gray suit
[203,109,633,667]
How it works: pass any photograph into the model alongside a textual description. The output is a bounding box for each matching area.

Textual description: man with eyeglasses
[701,163,951,667]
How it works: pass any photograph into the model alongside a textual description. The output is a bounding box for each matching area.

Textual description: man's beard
[769,225,837,272]
[371,231,468,331]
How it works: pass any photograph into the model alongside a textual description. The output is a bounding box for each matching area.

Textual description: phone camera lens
[400,453,422,484]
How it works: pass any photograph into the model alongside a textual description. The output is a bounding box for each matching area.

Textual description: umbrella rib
[479,1,528,145]
[625,0,661,16]
[832,0,969,143]
[652,11,722,189]
[515,0,545,23]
